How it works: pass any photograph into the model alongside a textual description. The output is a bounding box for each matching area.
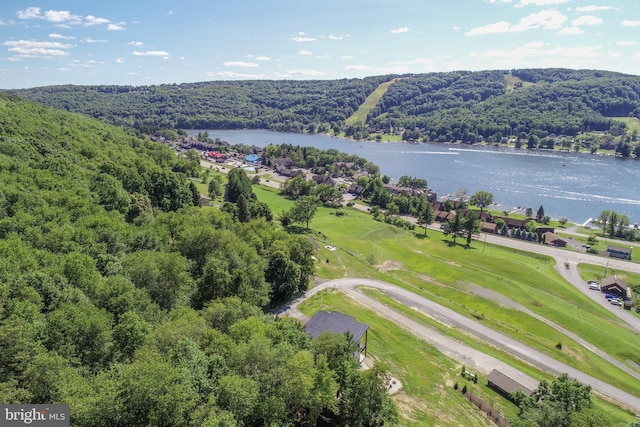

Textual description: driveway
[284,278,640,414]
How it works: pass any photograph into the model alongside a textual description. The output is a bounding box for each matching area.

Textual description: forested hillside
[370,69,640,142]
[8,69,640,144]
[0,93,396,426]
[7,77,389,132]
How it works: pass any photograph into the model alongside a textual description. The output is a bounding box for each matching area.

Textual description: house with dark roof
[542,232,567,247]
[313,174,336,186]
[277,168,305,178]
[487,369,534,398]
[270,157,294,169]
[305,311,369,360]
[606,245,632,260]
[481,222,498,234]
[347,184,367,197]
[601,275,627,296]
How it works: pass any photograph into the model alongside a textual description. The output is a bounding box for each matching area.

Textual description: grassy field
[311,209,640,392]
[345,78,398,126]
[299,289,506,426]
[299,288,637,426]
[614,117,640,134]
[200,169,640,422]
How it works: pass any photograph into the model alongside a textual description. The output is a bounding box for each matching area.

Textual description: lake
[190,129,640,225]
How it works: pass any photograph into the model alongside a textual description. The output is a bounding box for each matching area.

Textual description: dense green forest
[7,77,389,132]
[0,93,396,426]
[8,69,640,144]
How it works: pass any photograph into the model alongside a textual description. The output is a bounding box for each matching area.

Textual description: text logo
[1,405,69,426]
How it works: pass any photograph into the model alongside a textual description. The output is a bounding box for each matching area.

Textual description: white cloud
[82,38,107,43]
[390,26,411,34]
[622,20,640,27]
[255,56,271,61]
[133,50,170,58]
[571,15,603,27]
[341,55,353,60]
[4,40,74,58]
[299,50,312,55]
[608,51,623,58]
[128,41,144,46]
[515,0,568,7]
[466,10,566,35]
[212,71,265,79]
[17,7,41,20]
[49,33,75,40]
[576,6,613,12]
[329,34,343,40]
[107,22,125,31]
[452,26,461,31]
[511,10,566,31]
[292,36,317,42]
[558,26,583,35]
[115,57,125,63]
[474,41,601,61]
[466,21,510,35]
[618,41,637,46]
[84,15,110,26]
[17,7,120,29]
[282,69,325,76]
[223,61,259,67]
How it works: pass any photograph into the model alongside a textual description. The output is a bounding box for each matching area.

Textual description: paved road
[285,278,640,414]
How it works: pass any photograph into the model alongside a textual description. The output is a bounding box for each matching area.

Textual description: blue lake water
[191,129,640,225]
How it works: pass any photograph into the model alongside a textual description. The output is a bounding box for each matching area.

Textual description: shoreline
[187,129,639,226]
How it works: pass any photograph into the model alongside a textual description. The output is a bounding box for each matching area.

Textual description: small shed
[305,311,368,359]
[487,369,534,397]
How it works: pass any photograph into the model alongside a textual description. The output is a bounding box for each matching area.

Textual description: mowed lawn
[248,180,640,420]
[299,288,504,426]
[264,197,640,398]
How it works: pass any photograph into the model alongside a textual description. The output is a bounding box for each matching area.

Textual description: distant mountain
[8,69,640,142]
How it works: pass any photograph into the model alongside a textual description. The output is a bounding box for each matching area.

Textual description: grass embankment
[345,78,399,126]
[206,173,640,423]
[251,186,640,393]
[299,288,506,426]
[614,117,640,134]
[299,288,636,425]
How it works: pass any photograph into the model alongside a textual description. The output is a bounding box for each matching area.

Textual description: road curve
[286,277,640,414]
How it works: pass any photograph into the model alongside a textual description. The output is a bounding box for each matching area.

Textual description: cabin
[487,369,534,398]
[305,311,369,361]
[541,232,567,247]
[347,184,367,197]
[606,245,632,260]
[313,174,336,186]
[601,275,627,297]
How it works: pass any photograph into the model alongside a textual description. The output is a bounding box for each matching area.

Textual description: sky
[1,0,639,89]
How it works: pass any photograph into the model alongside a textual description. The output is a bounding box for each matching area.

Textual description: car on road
[610,299,622,306]
[605,294,617,300]
[589,283,601,290]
